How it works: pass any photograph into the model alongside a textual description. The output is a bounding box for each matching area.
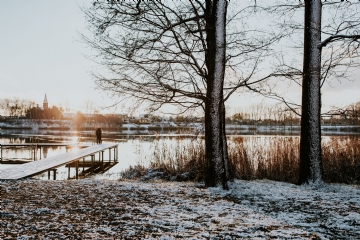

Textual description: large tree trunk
[298,0,323,184]
[204,0,229,189]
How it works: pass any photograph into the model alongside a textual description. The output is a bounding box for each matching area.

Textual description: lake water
[1,128,359,180]
[0,128,197,180]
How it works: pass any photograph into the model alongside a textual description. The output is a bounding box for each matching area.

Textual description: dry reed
[123,135,360,184]
[322,136,360,184]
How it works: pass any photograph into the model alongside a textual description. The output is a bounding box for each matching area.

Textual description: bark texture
[299,0,323,184]
[204,0,229,189]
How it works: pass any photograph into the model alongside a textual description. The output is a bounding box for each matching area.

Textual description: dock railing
[0,143,119,180]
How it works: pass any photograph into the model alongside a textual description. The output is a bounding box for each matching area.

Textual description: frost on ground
[0,179,359,239]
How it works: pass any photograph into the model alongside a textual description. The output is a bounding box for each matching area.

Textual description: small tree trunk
[299,0,323,184]
[204,0,229,189]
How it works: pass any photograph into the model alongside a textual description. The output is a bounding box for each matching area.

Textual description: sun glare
[70,136,79,144]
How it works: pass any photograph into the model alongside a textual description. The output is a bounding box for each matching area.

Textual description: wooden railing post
[76,160,79,180]
[91,155,94,174]
[99,151,104,171]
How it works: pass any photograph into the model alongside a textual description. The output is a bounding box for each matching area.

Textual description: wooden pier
[0,143,90,162]
[0,143,118,180]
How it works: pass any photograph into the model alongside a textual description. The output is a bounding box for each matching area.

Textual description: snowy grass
[1,179,359,239]
[123,136,360,184]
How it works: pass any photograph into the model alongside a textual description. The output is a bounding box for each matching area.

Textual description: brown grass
[227,136,299,183]
[147,137,206,181]
[322,136,360,184]
[123,135,360,184]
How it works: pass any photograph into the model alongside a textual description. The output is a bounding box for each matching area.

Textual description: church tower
[43,94,48,110]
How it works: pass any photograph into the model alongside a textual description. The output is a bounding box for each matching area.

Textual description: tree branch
[320,34,360,48]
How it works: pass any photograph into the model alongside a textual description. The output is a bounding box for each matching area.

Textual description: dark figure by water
[96,128,102,144]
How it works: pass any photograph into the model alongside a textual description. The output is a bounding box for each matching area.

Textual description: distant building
[43,94,48,110]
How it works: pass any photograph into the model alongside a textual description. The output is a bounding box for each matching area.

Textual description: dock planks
[0,143,118,180]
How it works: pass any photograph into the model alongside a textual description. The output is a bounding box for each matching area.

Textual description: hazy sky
[0,0,114,113]
[0,1,359,115]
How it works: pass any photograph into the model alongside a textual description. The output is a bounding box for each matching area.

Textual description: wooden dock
[0,143,118,180]
[0,143,91,162]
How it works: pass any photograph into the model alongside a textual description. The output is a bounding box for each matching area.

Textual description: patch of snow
[1,179,359,238]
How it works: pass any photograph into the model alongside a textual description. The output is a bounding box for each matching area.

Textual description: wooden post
[83,157,85,171]
[91,155,94,173]
[109,148,111,163]
[114,147,116,162]
[39,146,42,159]
[48,170,50,180]
[53,169,56,180]
[76,160,79,180]
[101,151,104,172]
[68,163,71,179]
[33,146,36,161]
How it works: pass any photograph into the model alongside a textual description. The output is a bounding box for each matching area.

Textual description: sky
[0,0,114,113]
[0,0,359,116]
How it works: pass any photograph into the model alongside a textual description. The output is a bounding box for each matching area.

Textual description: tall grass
[227,136,299,183]
[124,135,360,184]
[322,136,360,184]
[147,137,206,180]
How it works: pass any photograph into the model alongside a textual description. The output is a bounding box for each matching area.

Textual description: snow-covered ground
[1,179,359,239]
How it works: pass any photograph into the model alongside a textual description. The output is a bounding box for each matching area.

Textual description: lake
[1,127,359,180]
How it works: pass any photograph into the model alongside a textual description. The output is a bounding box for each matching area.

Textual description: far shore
[1,119,360,134]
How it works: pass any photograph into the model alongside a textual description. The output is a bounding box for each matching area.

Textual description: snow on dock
[0,143,118,180]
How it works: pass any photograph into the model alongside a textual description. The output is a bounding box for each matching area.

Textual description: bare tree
[247,0,360,184]
[203,0,228,188]
[0,98,12,116]
[63,99,71,113]
[82,0,278,188]
[22,100,37,118]
[298,0,323,184]
[83,100,98,114]
[299,0,360,184]
[0,98,36,117]
[324,101,360,124]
